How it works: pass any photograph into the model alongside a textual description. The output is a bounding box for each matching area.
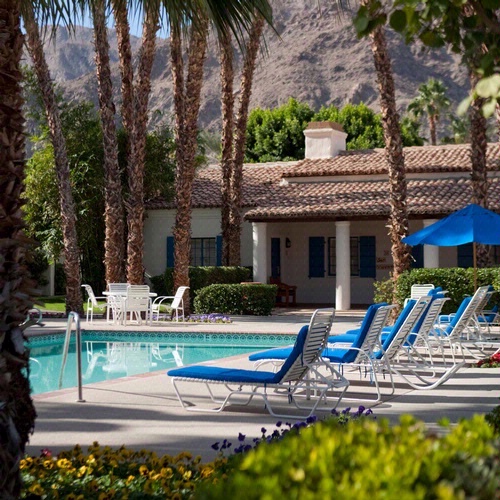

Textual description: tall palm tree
[91,0,127,286]
[220,14,265,266]
[1,1,37,495]
[362,1,411,293]
[126,8,160,284]
[227,14,265,266]
[170,18,209,312]
[23,3,84,315]
[407,78,450,146]
[469,69,490,267]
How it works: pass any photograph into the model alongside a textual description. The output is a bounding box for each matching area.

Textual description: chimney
[303,121,347,159]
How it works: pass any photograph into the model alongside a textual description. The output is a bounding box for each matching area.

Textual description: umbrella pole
[473,242,477,290]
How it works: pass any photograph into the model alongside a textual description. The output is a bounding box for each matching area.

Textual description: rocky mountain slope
[28,0,468,135]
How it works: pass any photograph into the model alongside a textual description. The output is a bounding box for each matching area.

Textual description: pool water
[28,331,296,395]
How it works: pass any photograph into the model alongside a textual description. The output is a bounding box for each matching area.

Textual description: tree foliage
[245,99,424,162]
[24,100,176,293]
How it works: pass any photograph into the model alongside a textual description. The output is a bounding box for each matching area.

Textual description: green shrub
[150,266,251,302]
[373,277,394,304]
[199,416,500,499]
[194,284,277,316]
[390,267,500,314]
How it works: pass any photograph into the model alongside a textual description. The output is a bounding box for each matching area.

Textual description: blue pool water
[28,331,296,395]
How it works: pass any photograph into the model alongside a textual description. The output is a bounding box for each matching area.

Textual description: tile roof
[146,144,500,220]
[281,143,500,177]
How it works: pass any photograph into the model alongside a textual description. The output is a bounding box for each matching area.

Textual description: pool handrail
[58,311,85,402]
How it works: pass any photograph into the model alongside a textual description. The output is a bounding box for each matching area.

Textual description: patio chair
[151,286,189,322]
[270,277,297,307]
[404,283,434,306]
[123,285,152,326]
[81,284,106,323]
[167,308,350,418]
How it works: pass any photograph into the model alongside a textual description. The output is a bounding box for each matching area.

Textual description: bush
[194,284,277,316]
[199,416,500,499]
[150,267,251,302]
[375,267,500,315]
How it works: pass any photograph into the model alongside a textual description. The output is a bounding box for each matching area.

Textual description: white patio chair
[106,283,129,322]
[404,284,434,306]
[123,285,152,326]
[151,286,189,322]
[81,284,107,323]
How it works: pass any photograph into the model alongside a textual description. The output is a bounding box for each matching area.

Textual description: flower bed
[477,352,500,368]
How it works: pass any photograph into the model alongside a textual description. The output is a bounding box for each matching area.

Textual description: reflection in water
[84,341,184,379]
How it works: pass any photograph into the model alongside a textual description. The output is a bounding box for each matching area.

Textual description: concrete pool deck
[25,310,500,460]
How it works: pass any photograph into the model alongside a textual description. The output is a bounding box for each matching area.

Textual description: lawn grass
[37,296,107,313]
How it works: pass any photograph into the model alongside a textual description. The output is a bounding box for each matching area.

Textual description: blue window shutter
[359,236,376,278]
[457,243,473,268]
[216,235,223,266]
[166,236,174,268]
[309,237,325,278]
[411,245,424,269]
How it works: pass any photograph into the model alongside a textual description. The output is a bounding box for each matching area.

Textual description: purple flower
[306,416,317,424]
[358,405,366,413]
[261,427,267,434]
[276,421,282,427]
[342,407,351,415]
[211,442,220,450]
[238,433,246,442]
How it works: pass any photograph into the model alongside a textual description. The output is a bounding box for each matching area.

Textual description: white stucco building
[144,122,500,310]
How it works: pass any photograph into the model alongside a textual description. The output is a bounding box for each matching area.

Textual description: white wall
[143,208,253,277]
[144,209,461,305]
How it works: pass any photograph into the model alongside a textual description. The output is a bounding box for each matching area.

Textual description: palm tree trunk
[368,22,411,291]
[126,8,160,284]
[469,70,490,267]
[171,19,209,312]
[0,1,37,496]
[219,33,235,266]
[24,4,83,314]
[92,0,126,285]
[229,14,265,266]
[429,114,437,145]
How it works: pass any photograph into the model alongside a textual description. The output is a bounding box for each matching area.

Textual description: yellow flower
[56,458,72,469]
[200,466,214,479]
[43,459,54,469]
[29,483,44,496]
[160,467,173,479]
[126,475,135,485]
[86,455,97,466]
[77,465,88,477]
[183,470,192,481]
[139,465,149,476]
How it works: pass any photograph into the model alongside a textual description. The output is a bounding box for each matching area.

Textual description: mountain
[28,1,468,135]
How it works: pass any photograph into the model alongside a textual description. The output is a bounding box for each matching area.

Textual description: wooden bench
[270,277,297,307]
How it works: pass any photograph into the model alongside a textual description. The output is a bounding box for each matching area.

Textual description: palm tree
[363,2,411,292]
[469,69,490,267]
[407,78,450,146]
[23,3,84,315]
[1,1,37,495]
[170,18,209,312]
[1,2,272,493]
[91,0,127,286]
[227,14,265,266]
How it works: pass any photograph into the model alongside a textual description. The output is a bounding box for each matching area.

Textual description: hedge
[375,267,500,315]
[194,284,277,316]
[198,415,500,499]
[149,266,252,302]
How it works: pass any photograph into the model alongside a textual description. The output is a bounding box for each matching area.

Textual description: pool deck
[25,308,500,461]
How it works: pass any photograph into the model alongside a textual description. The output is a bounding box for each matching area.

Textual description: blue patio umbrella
[402,204,500,288]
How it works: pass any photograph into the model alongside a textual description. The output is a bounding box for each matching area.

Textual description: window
[328,237,360,276]
[191,238,216,266]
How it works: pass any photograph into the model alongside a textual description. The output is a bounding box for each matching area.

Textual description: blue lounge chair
[167,308,349,418]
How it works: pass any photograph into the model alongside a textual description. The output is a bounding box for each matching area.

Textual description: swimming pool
[28,331,296,395]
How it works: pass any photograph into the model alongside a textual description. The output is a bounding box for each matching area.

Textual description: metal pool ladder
[58,311,85,402]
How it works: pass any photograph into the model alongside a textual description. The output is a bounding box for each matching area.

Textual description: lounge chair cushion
[171,324,311,384]
[167,365,279,384]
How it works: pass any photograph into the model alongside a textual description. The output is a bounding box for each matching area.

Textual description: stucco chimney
[304,121,347,159]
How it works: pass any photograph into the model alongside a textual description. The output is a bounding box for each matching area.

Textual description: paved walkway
[25,310,500,461]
